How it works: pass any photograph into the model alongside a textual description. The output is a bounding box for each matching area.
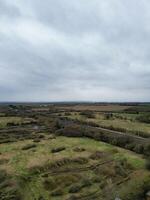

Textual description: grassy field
[0,135,148,200]
[0,104,150,200]
[68,112,150,134]
[57,104,132,112]
[0,116,23,128]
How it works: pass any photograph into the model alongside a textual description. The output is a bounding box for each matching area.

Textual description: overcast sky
[0,0,150,102]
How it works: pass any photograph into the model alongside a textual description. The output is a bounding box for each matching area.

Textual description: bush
[89,151,105,160]
[136,113,150,123]
[115,163,127,177]
[81,178,92,187]
[104,113,113,120]
[145,157,150,170]
[69,178,92,194]
[33,139,41,143]
[0,170,7,182]
[80,111,95,118]
[43,178,57,190]
[69,184,81,193]
[38,196,45,200]
[51,188,63,196]
[22,144,36,150]
[134,144,144,154]
[38,134,45,139]
[55,120,63,129]
[92,176,101,183]
[144,144,150,156]
[73,157,88,164]
[51,147,66,153]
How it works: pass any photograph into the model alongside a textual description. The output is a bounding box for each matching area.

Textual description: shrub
[89,151,105,160]
[145,157,150,170]
[73,157,88,164]
[38,134,45,139]
[51,188,63,196]
[33,139,41,143]
[69,178,92,194]
[55,120,63,129]
[125,143,135,151]
[81,178,92,187]
[144,144,150,156]
[134,144,144,154]
[0,170,7,182]
[43,178,57,190]
[51,147,66,153]
[115,162,127,177]
[136,113,150,123]
[69,184,81,193]
[73,147,85,152]
[38,196,45,200]
[104,113,113,120]
[92,176,101,183]
[80,111,95,118]
[22,144,36,150]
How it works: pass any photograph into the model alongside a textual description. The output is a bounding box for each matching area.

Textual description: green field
[0,116,23,128]
[0,104,150,200]
[0,136,148,200]
[68,112,150,135]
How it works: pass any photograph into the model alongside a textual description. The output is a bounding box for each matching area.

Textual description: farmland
[67,112,150,135]
[0,103,150,200]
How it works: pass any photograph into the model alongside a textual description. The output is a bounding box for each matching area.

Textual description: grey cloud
[0,0,150,101]
[0,0,20,18]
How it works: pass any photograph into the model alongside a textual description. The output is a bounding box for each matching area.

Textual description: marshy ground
[0,103,150,200]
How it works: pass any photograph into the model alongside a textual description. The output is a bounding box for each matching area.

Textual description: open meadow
[0,103,150,200]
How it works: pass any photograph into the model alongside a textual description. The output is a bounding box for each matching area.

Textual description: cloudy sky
[0,0,150,102]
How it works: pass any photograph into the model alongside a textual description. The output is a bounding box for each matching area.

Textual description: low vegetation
[0,103,149,200]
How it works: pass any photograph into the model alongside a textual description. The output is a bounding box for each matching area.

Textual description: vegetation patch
[0,103,150,200]
[0,169,21,200]
[51,146,66,153]
[22,144,37,150]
